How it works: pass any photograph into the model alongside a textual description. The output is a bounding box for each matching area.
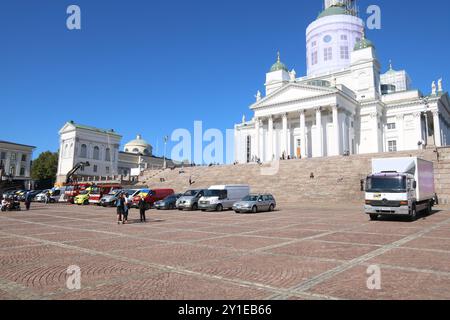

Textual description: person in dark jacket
[138,195,147,223]
[25,191,32,211]
[116,194,124,224]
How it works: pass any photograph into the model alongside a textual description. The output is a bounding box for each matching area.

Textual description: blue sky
[1,0,449,162]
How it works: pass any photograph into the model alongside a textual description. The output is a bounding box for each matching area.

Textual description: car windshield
[203,190,223,197]
[79,190,88,195]
[366,176,407,193]
[183,190,199,197]
[243,195,259,201]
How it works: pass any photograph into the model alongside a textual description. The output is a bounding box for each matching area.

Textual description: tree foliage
[31,151,59,181]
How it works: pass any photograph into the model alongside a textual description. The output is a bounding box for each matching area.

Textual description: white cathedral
[234,0,450,163]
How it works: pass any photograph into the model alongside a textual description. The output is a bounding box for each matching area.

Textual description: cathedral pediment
[251,83,338,109]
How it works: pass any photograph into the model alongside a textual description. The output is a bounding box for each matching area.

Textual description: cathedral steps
[139,147,450,206]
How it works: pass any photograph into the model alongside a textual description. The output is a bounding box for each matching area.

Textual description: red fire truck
[65,183,92,204]
[88,184,122,205]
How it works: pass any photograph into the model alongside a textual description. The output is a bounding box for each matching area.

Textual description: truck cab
[364,157,436,221]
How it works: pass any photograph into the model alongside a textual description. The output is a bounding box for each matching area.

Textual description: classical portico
[233,0,450,164]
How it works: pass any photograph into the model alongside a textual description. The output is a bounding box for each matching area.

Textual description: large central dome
[306,0,363,77]
[124,134,153,156]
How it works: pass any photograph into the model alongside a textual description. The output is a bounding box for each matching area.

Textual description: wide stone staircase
[139,147,450,205]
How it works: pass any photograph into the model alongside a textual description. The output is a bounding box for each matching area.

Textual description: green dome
[354,37,374,51]
[318,5,349,19]
[270,52,288,72]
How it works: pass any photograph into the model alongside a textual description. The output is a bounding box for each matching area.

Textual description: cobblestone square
[0,203,449,300]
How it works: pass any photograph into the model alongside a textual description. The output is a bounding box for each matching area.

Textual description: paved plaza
[0,203,450,300]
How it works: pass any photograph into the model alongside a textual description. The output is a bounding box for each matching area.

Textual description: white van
[198,185,250,212]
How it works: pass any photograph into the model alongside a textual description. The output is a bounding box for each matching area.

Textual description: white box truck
[198,185,250,212]
[364,157,437,221]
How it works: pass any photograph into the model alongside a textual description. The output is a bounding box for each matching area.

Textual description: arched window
[132,148,139,153]
[93,146,100,160]
[105,148,111,161]
[80,144,87,158]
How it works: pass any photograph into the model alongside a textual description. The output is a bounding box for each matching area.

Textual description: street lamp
[163,135,169,169]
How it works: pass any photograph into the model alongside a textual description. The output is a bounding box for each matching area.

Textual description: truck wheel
[216,204,223,212]
[426,201,433,216]
[192,203,198,211]
[409,205,417,221]
[84,200,89,205]
[369,214,378,221]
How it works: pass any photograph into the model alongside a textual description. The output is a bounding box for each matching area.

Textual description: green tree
[31,151,59,181]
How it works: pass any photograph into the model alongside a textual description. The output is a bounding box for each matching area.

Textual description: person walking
[122,193,129,224]
[138,195,147,223]
[45,190,50,204]
[116,193,124,224]
[25,191,32,211]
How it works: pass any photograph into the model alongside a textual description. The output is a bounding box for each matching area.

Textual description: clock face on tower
[323,35,332,43]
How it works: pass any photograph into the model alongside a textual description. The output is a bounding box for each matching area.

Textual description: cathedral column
[268,116,274,161]
[433,111,442,147]
[282,113,288,158]
[315,107,323,157]
[332,105,340,156]
[396,114,404,151]
[349,113,355,154]
[300,110,306,158]
[254,118,261,160]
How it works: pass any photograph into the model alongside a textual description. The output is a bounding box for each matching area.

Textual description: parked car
[176,189,208,211]
[199,185,250,212]
[100,189,124,207]
[89,184,121,205]
[27,190,43,201]
[74,187,94,205]
[132,189,175,210]
[35,190,50,202]
[232,194,277,214]
[49,188,65,203]
[154,194,183,210]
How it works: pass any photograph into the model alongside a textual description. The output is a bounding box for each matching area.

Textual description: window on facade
[311,41,317,47]
[93,165,98,173]
[11,153,16,161]
[20,167,26,176]
[388,140,397,152]
[356,37,361,43]
[80,144,87,158]
[1,152,6,160]
[10,166,15,176]
[80,166,84,172]
[341,35,348,41]
[106,166,110,174]
[340,46,349,59]
[64,144,69,158]
[311,51,318,65]
[21,154,27,162]
[105,148,111,161]
[387,123,396,130]
[324,47,332,61]
[93,146,100,160]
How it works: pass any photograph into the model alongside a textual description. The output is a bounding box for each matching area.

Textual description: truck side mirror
[413,181,417,189]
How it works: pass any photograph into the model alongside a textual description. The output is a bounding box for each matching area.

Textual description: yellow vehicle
[74,187,93,205]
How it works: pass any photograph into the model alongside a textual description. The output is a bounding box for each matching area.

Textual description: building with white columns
[234,0,450,163]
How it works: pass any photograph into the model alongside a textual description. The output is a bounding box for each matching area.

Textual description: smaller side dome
[354,30,375,51]
[270,52,289,72]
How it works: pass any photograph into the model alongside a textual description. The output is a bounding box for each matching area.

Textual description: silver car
[176,189,207,211]
[233,194,277,214]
